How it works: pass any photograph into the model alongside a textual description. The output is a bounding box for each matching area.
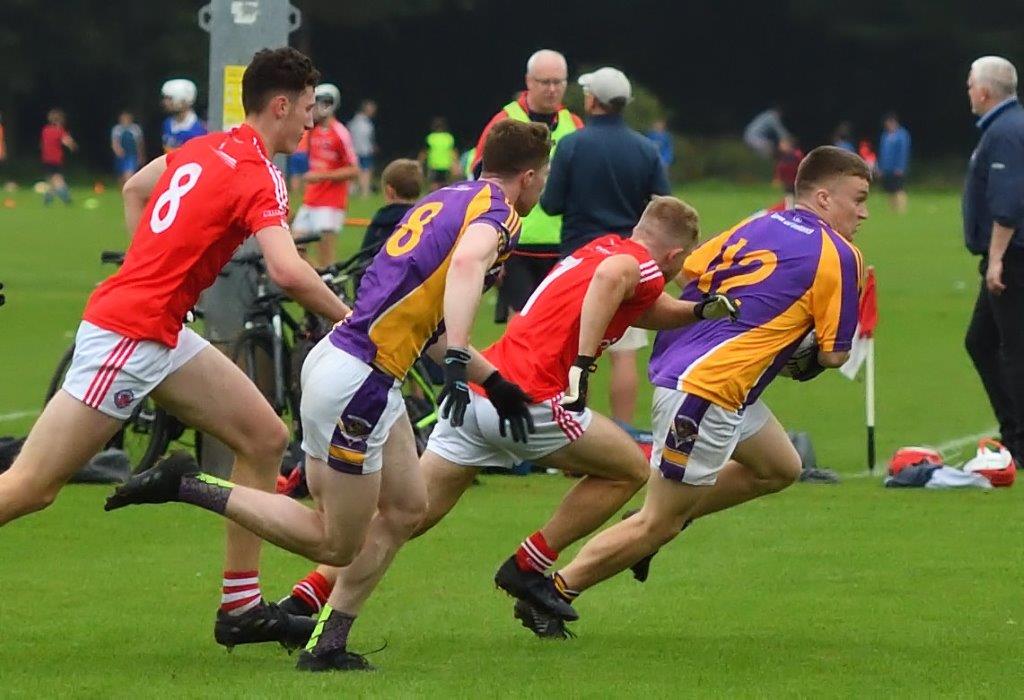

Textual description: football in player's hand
[779,332,821,380]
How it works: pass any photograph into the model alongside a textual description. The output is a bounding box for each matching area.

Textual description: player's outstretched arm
[256,226,350,322]
[634,292,740,330]
[122,155,167,235]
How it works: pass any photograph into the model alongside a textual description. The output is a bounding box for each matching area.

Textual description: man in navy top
[963,55,1024,465]
[878,112,911,213]
[540,66,670,437]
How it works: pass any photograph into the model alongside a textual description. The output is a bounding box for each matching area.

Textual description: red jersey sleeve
[334,122,357,167]
[238,162,290,234]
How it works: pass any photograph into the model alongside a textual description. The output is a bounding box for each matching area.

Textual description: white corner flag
[840,267,878,470]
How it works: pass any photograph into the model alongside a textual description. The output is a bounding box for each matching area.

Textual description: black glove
[0,282,5,307]
[694,293,741,321]
[482,371,536,443]
[791,352,827,382]
[780,332,827,382]
[559,355,596,413]
[438,348,472,427]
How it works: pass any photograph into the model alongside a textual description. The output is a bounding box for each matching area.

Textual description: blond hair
[636,195,700,247]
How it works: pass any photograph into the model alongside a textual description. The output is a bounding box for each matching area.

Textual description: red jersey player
[276,196,740,634]
[0,48,349,651]
[290,82,358,266]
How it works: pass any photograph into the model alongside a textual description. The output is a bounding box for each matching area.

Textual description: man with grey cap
[541,66,670,434]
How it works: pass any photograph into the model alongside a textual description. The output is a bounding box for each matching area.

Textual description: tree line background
[3,0,1023,180]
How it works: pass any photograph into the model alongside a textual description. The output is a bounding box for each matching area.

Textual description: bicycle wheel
[231,329,280,410]
[44,342,171,472]
[43,344,76,405]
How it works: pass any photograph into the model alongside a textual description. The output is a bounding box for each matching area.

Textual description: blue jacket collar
[977,97,1019,130]
[588,114,624,126]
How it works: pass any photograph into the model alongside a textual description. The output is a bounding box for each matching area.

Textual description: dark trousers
[965,252,1024,461]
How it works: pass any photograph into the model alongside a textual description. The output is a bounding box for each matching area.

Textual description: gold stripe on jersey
[367,185,496,378]
[329,444,366,466]
[662,446,690,466]
[681,291,813,411]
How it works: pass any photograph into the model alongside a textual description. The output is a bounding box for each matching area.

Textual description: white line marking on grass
[846,426,997,479]
[0,410,38,423]
[934,428,995,456]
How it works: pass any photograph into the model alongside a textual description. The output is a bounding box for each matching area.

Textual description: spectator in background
[858,139,879,176]
[110,111,145,186]
[471,50,583,324]
[878,112,911,213]
[832,121,856,152]
[773,136,804,208]
[160,79,206,152]
[0,112,6,163]
[743,106,790,158]
[347,99,377,197]
[541,67,669,436]
[359,158,423,260]
[40,109,76,206]
[646,118,674,172]
[963,55,1024,466]
[291,83,359,266]
[420,117,458,191]
[287,147,309,194]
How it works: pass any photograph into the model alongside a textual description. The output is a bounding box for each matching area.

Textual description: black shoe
[513,599,575,640]
[214,601,316,652]
[277,594,316,618]
[494,556,578,621]
[621,509,658,583]
[296,648,375,672]
[104,451,198,511]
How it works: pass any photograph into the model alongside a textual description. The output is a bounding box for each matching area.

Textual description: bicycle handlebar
[100,250,125,265]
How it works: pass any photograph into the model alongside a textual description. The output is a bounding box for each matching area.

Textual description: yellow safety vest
[501,100,578,246]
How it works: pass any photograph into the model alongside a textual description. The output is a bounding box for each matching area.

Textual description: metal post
[199,0,302,131]
[196,0,301,476]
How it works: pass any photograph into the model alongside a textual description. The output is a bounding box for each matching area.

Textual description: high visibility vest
[426,131,455,171]
[502,100,578,246]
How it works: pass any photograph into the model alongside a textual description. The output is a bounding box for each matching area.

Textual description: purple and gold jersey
[649,209,863,411]
[330,180,521,379]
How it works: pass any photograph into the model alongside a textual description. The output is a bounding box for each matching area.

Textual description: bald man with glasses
[470,50,584,323]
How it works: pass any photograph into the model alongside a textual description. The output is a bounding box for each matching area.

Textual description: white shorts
[299,337,406,475]
[62,320,209,420]
[607,326,648,352]
[649,386,773,486]
[426,391,593,469]
[292,206,345,235]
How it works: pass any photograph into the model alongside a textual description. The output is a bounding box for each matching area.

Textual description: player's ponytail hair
[795,146,872,198]
[481,120,552,176]
[242,47,321,115]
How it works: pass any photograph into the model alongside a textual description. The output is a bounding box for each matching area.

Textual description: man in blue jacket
[879,112,910,213]
[540,66,670,436]
[963,55,1024,465]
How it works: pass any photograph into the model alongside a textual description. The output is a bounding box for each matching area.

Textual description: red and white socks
[291,570,333,615]
[220,570,262,616]
[515,531,559,574]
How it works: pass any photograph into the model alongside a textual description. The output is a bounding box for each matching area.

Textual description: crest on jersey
[670,414,699,447]
[113,389,135,410]
[337,414,373,441]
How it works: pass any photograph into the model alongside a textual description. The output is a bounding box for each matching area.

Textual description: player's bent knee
[381,494,427,537]
[239,419,289,464]
[317,538,362,568]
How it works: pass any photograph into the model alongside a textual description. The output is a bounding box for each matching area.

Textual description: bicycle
[44,250,196,473]
[229,241,441,455]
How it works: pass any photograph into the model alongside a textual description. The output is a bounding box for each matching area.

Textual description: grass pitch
[1,182,1020,697]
